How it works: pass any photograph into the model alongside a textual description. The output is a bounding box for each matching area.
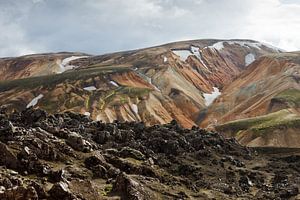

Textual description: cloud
[0,0,299,57]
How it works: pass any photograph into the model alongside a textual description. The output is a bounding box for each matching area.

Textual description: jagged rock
[91,164,107,178]
[22,108,47,124]
[112,173,152,200]
[279,185,299,198]
[119,147,145,160]
[0,186,38,200]
[0,120,16,133]
[239,176,253,191]
[0,142,20,170]
[93,130,110,144]
[50,169,67,182]
[84,152,106,169]
[30,181,47,199]
[0,108,299,199]
[68,179,102,200]
[1,178,13,189]
[49,181,75,200]
[66,132,93,152]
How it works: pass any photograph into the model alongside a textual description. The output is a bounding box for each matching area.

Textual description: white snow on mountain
[26,94,44,108]
[209,42,224,51]
[203,87,221,106]
[173,46,209,70]
[172,50,193,61]
[163,56,168,63]
[131,104,138,114]
[190,46,201,58]
[57,56,88,73]
[260,42,285,52]
[227,41,262,50]
[245,53,255,66]
[84,112,91,117]
[109,81,119,87]
[83,86,97,91]
[207,40,284,52]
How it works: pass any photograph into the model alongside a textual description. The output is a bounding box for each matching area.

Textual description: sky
[0,0,300,57]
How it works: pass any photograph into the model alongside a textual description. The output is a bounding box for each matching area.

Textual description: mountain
[0,39,281,129]
[0,108,299,199]
[201,52,300,147]
[0,39,300,199]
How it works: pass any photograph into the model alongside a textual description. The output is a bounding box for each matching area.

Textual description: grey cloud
[0,0,299,57]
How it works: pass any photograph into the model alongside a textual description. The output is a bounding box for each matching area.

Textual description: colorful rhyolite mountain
[0,39,299,147]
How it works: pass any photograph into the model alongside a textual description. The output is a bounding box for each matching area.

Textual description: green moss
[85,96,90,109]
[273,89,300,107]
[96,90,117,110]
[96,86,150,110]
[0,66,130,92]
[118,87,151,98]
[216,109,300,136]
[98,98,105,110]
[119,96,128,104]
[101,184,113,196]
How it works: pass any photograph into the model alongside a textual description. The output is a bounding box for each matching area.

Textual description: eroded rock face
[0,108,299,199]
[202,52,300,147]
[0,39,280,128]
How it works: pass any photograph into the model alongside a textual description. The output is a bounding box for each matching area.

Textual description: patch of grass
[95,86,150,110]
[97,90,118,110]
[273,89,300,107]
[100,184,113,196]
[85,96,90,109]
[118,87,151,98]
[0,66,130,92]
[216,109,300,136]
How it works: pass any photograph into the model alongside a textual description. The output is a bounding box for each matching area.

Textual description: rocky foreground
[0,108,299,199]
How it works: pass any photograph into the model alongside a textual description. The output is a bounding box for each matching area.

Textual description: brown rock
[0,142,20,170]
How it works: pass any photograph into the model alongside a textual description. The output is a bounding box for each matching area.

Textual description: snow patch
[211,42,224,51]
[84,112,90,117]
[245,53,255,66]
[206,40,283,52]
[203,87,221,106]
[260,42,284,52]
[172,46,209,70]
[57,56,88,73]
[131,104,138,114]
[163,56,168,63]
[172,50,193,61]
[26,94,44,108]
[191,46,201,58]
[109,81,119,87]
[83,86,97,91]
[96,115,101,121]
[191,46,208,69]
[227,41,261,50]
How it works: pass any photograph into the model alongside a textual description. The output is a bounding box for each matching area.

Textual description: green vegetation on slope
[216,109,300,135]
[0,66,130,92]
[272,88,300,107]
[98,86,151,110]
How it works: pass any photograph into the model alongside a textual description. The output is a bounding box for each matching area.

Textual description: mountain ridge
[0,38,298,148]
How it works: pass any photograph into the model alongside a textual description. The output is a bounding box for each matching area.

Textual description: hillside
[201,51,300,147]
[0,39,281,128]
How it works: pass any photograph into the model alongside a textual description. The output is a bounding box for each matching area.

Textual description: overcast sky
[0,0,299,57]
